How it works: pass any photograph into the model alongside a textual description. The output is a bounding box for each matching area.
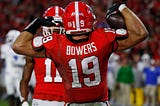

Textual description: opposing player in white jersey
[0,29,25,106]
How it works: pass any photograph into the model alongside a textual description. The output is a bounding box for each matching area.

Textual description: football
[106,12,126,29]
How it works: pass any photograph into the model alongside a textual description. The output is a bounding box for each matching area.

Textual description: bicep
[116,30,145,51]
[116,35,133,51]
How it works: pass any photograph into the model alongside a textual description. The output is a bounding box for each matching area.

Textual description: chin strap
[66,33,90,43]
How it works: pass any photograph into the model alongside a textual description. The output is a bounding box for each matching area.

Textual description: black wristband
[23,17,56,35]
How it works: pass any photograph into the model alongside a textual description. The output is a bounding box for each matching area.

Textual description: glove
[24,17,56,35]
[105,2,126,19]
[44,16,63,27]
[21,101,29,106]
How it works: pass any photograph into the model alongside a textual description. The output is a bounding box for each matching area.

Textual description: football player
[12,1,148,106]
[1,29,25,106]
[20,6,65,106]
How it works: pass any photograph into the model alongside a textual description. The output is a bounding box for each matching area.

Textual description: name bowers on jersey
[66,42,97,55]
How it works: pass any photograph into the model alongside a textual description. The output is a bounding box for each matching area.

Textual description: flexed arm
[12,17,55,57]
[106,2,148,51]
[117,4,148,51]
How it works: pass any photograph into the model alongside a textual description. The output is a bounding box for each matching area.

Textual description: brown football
[106,12,126,29]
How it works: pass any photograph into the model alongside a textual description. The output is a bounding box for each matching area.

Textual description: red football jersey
[33,58,64,101]
[43,28,118,102]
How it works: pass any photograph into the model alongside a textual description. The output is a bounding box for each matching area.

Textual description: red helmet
[63,1,96,35]
[42,6,65,36]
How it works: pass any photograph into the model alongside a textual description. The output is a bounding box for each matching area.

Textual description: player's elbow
[138,27,149,41]
[12,42,24,54]
[130,24,149,42]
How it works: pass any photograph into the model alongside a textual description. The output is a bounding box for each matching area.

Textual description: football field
[0,99,8,106]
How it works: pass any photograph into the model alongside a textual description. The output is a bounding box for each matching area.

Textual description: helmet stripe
[75,2,80,30]
[55,6,59,16]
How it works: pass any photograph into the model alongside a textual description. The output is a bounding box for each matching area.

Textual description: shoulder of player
[42,33,64,44]
[93,28,115,34]
[103,28,116,33]
[92,28,117,40]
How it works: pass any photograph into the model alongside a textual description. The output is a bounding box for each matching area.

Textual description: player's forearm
[20,80,29,102]
[120,6,148,45]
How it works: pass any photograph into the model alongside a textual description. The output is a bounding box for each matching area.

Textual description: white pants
[65,101,110,106]
[4,73,20,97]
[32,99,64,106]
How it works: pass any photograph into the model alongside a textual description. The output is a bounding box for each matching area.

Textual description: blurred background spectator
[131,53,145,106]
[142,56,160,106]
[116,53,135,106]
[107,53,120,105]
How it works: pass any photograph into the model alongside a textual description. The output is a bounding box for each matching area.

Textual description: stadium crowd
[0,0,160,106]
[0,0,160,57]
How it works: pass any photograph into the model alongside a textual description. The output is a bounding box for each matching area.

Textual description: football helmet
[5,29,20,44]
[63,1,96,35]
[42,6,65,36]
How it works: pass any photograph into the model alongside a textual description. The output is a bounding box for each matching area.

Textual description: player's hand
[21,101,29,106]
[45,16,63,27]
[105,2,126,19]
[43,17,57,26]
[24,17,56,35]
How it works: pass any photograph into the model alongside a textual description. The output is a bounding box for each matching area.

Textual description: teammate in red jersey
[19,6,65,106]
[20,57,64,106]
[12,1,148,106]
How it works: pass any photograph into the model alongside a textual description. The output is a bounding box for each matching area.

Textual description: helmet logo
[71,12,84,16]
[68,22,73,28]
[67,20,85,28]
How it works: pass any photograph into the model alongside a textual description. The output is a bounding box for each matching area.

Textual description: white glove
[22,101,29,106]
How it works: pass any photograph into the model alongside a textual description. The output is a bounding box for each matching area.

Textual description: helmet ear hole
[63,1,96,35]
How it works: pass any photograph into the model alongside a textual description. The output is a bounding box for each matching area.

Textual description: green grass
[0,99,8,106]
[0,99,33,106]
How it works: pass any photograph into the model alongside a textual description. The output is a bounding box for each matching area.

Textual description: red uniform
[43,28,118,103]
[32,58,64,101]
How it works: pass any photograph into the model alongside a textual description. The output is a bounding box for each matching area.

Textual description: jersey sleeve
[42,35,54,58]
[32,36,44,52]
[115,28,128,40]
[103,28,118,52]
